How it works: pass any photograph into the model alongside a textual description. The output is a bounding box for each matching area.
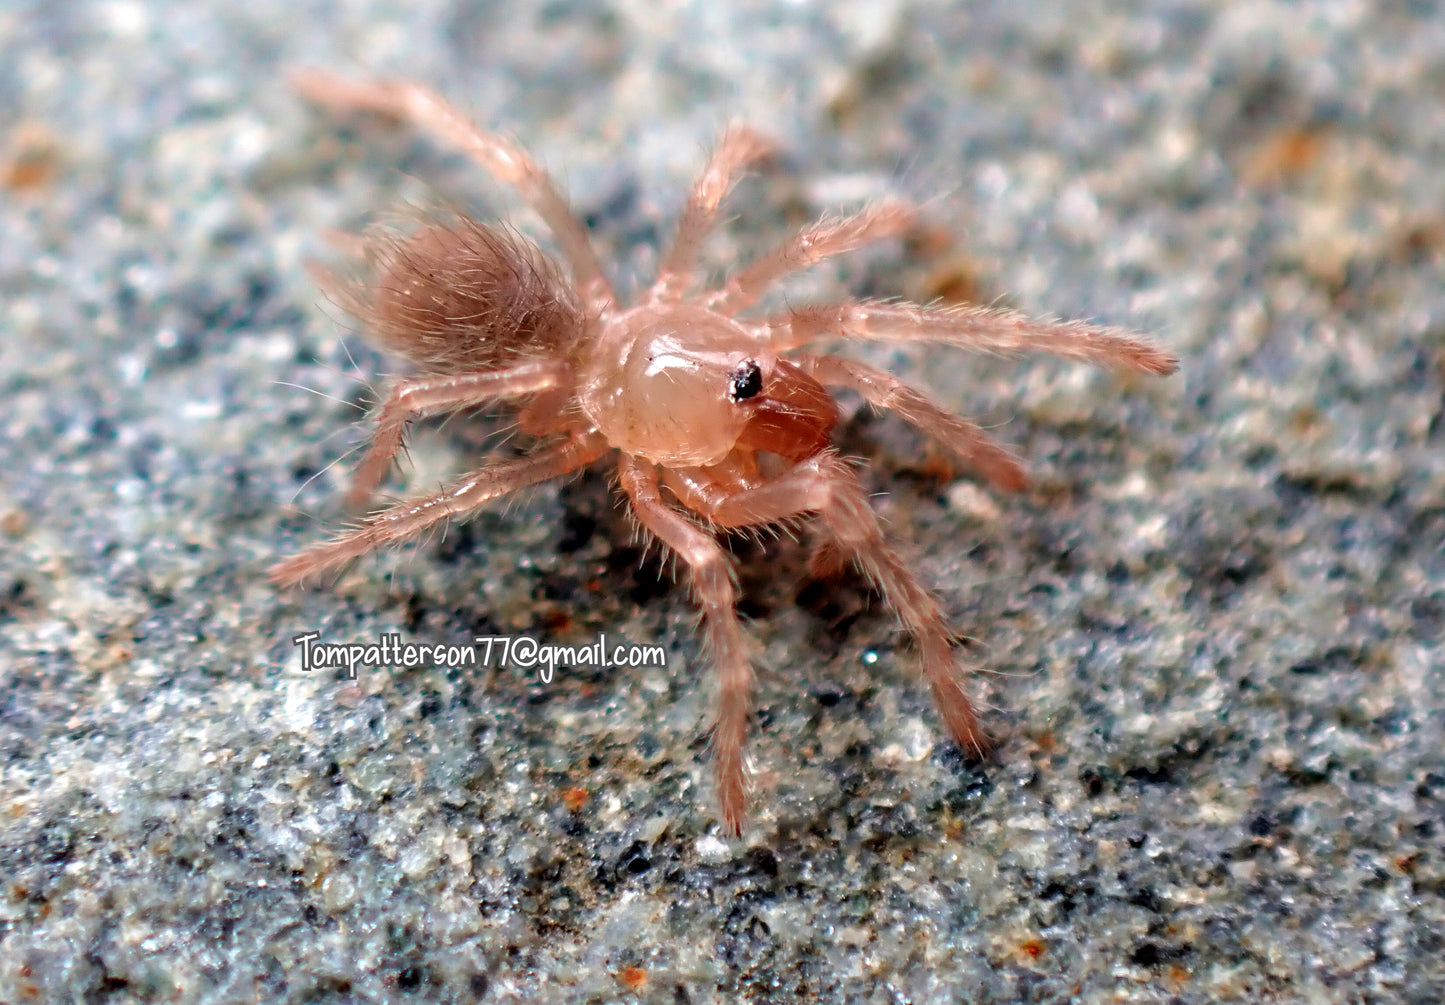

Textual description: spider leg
[347,360,572,510]
[706,201,915,316]
[667,452,988,761]
[793,353,1029,491]
[650,125,775,303]
[271,430,608,586]
[291,69,615,307]
[755,300,1179,375]
[618,456,754,836]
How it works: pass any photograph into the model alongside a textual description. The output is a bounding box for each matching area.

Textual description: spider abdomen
[336,217,584,372]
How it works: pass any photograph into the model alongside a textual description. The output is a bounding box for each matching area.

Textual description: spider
[272,70,1178,835]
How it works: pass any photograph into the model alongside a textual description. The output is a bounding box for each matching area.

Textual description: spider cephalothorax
[274,70,1178,834]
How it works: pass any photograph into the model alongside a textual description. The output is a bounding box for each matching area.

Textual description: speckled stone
[2,1,1442,1002]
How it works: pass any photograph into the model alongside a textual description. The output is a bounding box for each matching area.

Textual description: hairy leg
[271,431,608,585]
[618,457,754,835]
[755,301,1180,375]
[706,201,915,316]
[670,452,987,757]
[347,360,572,509]
[291,69,614,306]
[794,353,1028,491]
[650,125,775,303]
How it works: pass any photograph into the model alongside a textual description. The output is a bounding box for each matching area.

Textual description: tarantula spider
[273,70,1178,834]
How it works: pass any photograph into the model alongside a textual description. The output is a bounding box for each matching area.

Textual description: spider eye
[728,359,764,402]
